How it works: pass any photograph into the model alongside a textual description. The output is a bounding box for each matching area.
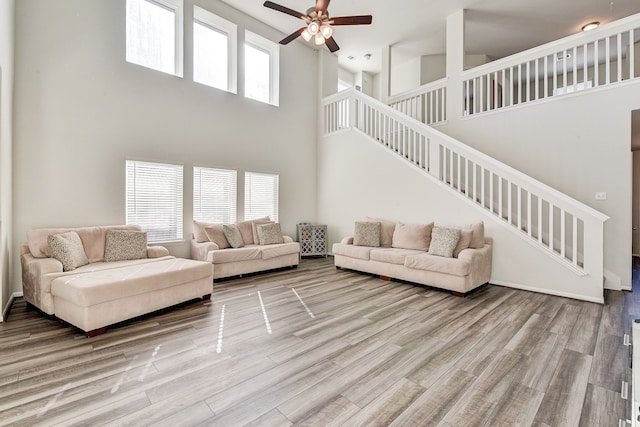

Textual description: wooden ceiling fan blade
[263,1,307,20]
[280,28,306,45]
[331,15,373,26]
[325,36,340,53]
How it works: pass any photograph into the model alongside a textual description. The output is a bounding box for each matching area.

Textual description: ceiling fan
[263,0,373,53]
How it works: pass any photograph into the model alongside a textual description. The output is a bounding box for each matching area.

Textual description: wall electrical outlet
[595,192,607,201]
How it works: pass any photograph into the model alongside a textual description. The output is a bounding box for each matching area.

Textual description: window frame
[193,6,237,93]
[126,159,184,243]
[244,171,279,222]
[126,0,184,77]
[193,166,238,224]
[244,30,280,106]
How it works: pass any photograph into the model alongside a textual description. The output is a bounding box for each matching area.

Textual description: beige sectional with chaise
[21,225,213,336]
[333,219,492,296]
[190,218,300,281]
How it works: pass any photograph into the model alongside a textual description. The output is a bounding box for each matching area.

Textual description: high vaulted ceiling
[220,0,640,74]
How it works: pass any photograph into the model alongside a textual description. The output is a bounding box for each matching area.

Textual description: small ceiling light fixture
[364,53,372,60]
[581,21,600,32]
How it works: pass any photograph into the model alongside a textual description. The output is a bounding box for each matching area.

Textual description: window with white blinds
[244,172,279,222]
[126,160,184,242]
[193,166,237,223]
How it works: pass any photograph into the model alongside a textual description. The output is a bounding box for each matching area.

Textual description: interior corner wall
[12,0,319,294]
[390,57,421,96]
[441,83,640,289]
[0,0,15,320]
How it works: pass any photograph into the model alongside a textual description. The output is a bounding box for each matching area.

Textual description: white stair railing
[462,13,640,116]
[323,88,609,281]
[387,78,448,126]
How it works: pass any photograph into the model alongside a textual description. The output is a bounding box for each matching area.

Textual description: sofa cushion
[332,243,373,260]
[193,220,215,243]
[204,225,231,249]
[51,258,212,307]
[392,222,433,251]
[104,230,148,262]
[236,217,270,245]
[260,242,300,260]
[257,223,285,245]
[405,253,471,277]
[453,229,473,258]
[365,217,396,247]
[252,219,274,245]
[353,221,381,247]
[223,224,245,248]
[370,248,424,266]
[47,232,89,271]
[209,246,262,263]
[428,227,460,258]
[444,221,485,249]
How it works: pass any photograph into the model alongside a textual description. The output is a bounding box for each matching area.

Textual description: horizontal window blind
[126,160,183,242]
[193,166,237,224]
[244,171,279,222]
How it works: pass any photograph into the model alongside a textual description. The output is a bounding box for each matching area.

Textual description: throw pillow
[204,225,231,249]
[453,229,473,258]
[353,221,381,247]
[392,222,434,251]
[47,232,89,271]
[252,219,274,244]
[223,224,245,248]
[257,222,285,245]
[428,227,461,258]
[104,230,148,262]
[365,216,396,247]
[236,217,270,245]
[193,220,217,243]
[445,221,485,249]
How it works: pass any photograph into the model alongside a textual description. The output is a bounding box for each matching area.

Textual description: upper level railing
[462,13,640,116]
[387,78,447,126]
[323,89,609,284]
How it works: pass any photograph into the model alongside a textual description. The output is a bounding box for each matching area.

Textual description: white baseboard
[491,280,605,304]
[2,292,23,322]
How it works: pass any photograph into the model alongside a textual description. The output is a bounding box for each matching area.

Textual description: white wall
[420,54,446,85]
[12,0,319,293]
[0,0,14,320]
[441,83,640,289]
[318,129,605,302]
[390,57,421,96]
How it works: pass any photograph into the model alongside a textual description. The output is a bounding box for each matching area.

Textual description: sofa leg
[202,294,212,301]
[84,327,107,338]
[380,275,391,281]
[451,291,466,298]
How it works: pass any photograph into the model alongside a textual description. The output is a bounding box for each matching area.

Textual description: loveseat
[332,219,492,295]
[21,225,213,336]
[191,218,300,281]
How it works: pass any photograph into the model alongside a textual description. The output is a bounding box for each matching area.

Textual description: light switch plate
[595,192,607,201]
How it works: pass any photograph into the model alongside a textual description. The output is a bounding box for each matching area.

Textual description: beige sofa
[191,219,300,281]
[332,219,492,296]
[21,225,213,336]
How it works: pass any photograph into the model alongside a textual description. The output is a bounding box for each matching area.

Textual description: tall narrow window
[193,6,237,93]
[245,31,279,106]
[126,160,184,242]
[193,166,237,223]
[244,172,279,222]
[126,0,183,77]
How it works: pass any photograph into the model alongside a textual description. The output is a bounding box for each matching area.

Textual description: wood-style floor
[0,257,637,426]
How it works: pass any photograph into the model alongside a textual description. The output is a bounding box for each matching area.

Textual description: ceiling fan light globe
[321,24,333,39]
[308,21,320,35]
[314,33,326,45]
[301,29,312,42]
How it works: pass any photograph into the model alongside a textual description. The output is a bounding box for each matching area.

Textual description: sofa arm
[283,235,293,243]
[147,246,170,258]
[458,244,493,284]
[341,236,354,245]
[21,249,63,313]
[191,239,219,262]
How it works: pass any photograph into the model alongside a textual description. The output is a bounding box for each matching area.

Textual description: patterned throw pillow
[48,232,89,271]
[353,221,381,247]
[428,227,461,258]
[256,223,284,245]
[104,230,148,262]
[223,224,245,248]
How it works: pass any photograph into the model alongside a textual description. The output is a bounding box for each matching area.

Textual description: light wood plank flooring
[0,257,636,426]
